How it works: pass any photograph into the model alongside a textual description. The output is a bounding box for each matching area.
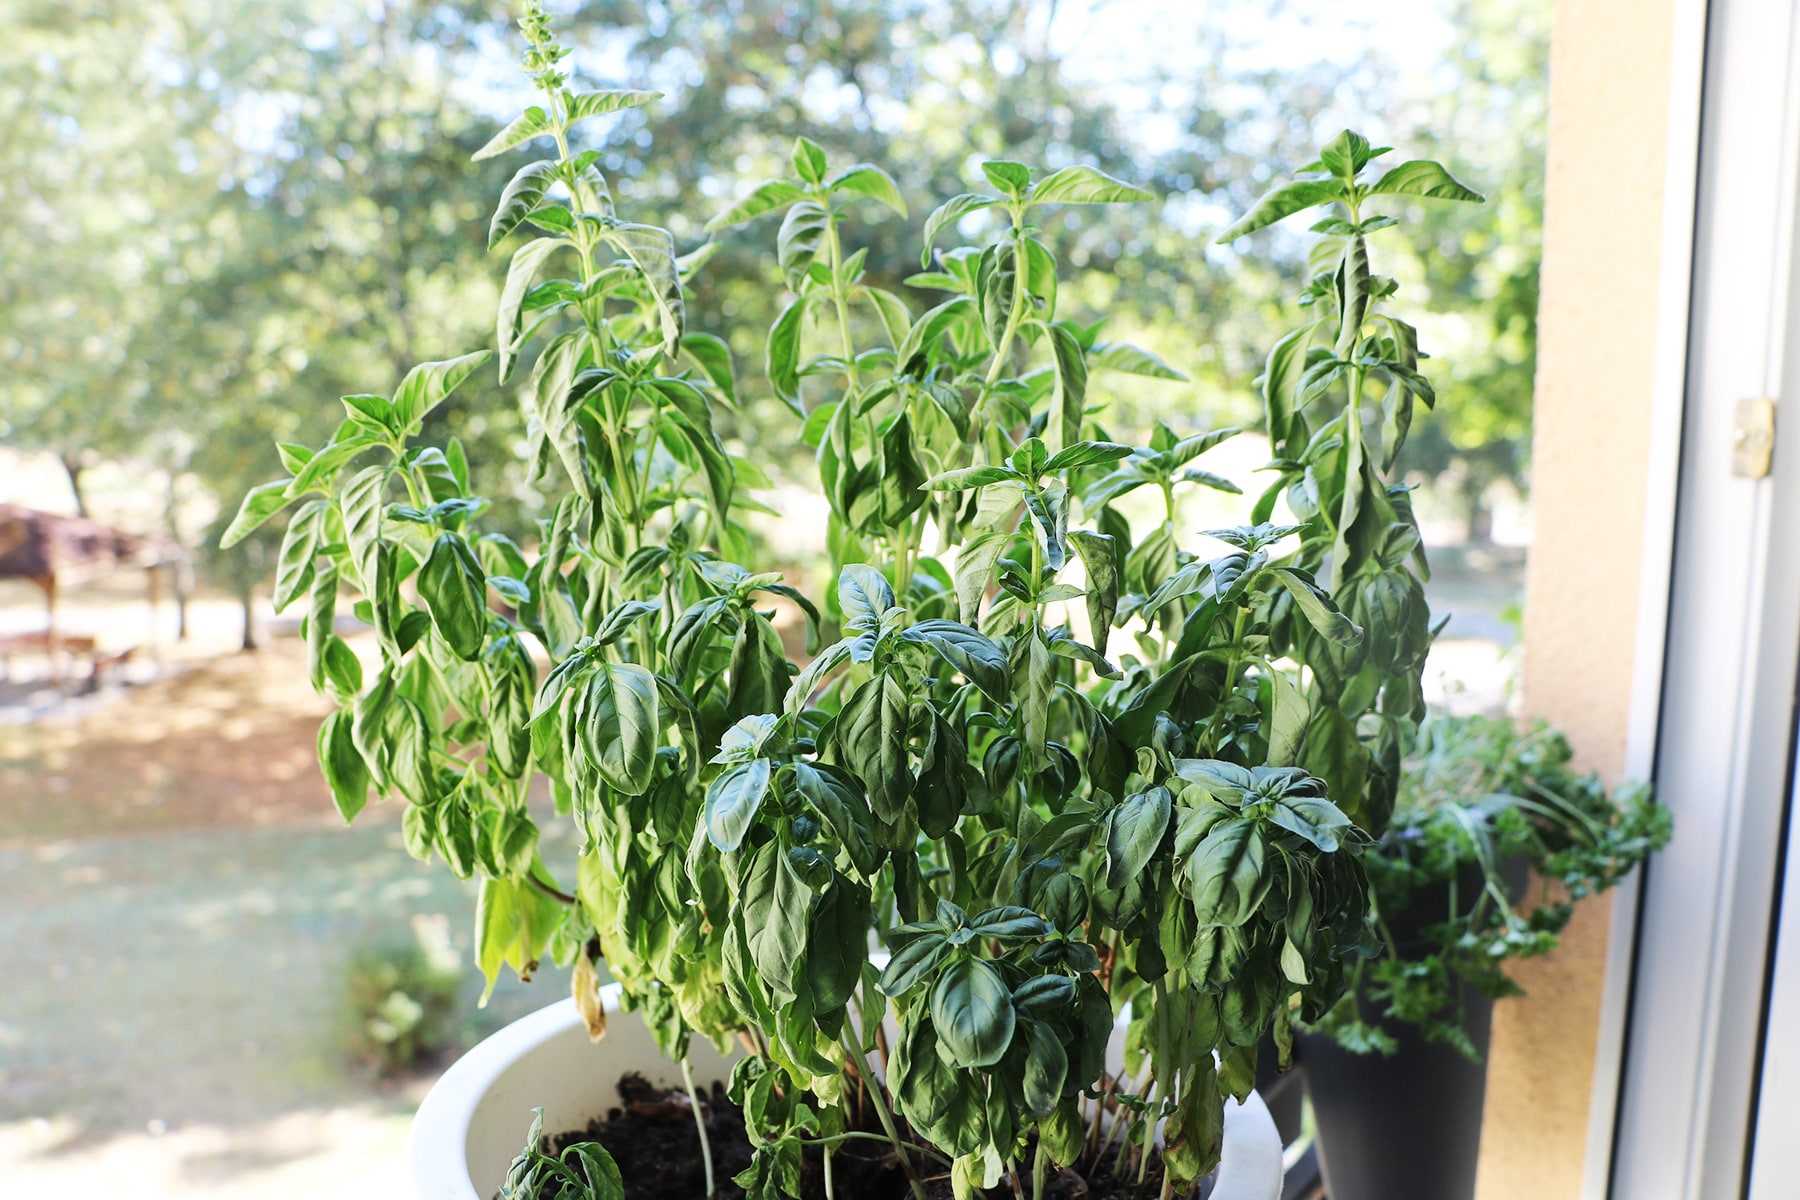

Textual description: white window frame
[1603,1,1800,1197]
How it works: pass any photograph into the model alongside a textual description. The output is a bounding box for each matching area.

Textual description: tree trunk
[238,576,258,652]
[62,454,89,518]
[162,472,191,641]
[1460,475,1493,545]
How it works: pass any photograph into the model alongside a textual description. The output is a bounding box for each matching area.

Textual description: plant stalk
[679,1055,717,1199]
[849,1041,928,1200]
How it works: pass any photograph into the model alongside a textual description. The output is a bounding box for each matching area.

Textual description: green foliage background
[0,0,1545,585]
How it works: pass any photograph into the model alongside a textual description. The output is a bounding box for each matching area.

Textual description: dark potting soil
[540,1073,1199,1200]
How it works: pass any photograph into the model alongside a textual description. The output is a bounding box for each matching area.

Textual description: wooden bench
[0,630,134,690]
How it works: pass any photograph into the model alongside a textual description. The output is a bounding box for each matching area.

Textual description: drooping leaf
[920,195,998,267]
[1091,341,1188,380]
[1367,159,1484,203]
[488,159,560,249]
[1027,165,1154,207]
[418,532,489,660]
[829,163,908,216]
[792,762,878,879]
[766,296,809,413]
[1216,179,1346,242]
[603,223,684,356]
[901,620,1008,701]
[317,710,371,823]
[1068,530,1119,643]
[807,874,872,1012]
[705,179,806,232]
[497,238,569,380]
[220,480,293,549]
[1046,323,1089,451]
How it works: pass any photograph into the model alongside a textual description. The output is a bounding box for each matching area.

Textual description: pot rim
[410,989,1284,1200]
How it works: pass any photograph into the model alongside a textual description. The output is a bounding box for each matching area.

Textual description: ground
[0,549,1520,1198]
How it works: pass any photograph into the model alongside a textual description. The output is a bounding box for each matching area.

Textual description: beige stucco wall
[1474,0,1679,1195]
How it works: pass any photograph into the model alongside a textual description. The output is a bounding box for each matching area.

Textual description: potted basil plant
[1295,713,1669,1200]
[226,5,1491,1197]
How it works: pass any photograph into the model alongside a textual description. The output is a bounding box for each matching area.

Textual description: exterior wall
[1473,0,1681,1196]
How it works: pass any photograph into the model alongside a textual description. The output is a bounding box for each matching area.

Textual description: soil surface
[542,1075,1196,1200]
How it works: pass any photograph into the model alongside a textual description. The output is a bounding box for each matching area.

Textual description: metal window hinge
[1734,398,1776,478]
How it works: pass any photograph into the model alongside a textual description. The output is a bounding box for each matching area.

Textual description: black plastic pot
[1293,859,1525,1200]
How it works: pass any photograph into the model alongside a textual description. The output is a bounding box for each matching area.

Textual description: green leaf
[1269,567,1364,648]
[418,532,489,660]
[837,564,895,630]
[807,874,872,1012]
[878,412,929,525]
[1106,785,1172,890]
[563,89,660,130]
[1027,165,1154,207]
[680,333,737,404]
[879,932,950,996]
[473,106,553,161]
[705,759,772,852]
[704,179,806,232]
[1367,159,1485,202]
[980,160,1032,198]
[1091,341,1188,380]
[272,500,323,613]
[1184,818,1268,927]
[954,530,1007,626]
[1269,788,1353,852]
[920,464,1017,492]
[497,238,569,381]
[1047,323,1088,451]
[393,351,493,430]
[1267,670,1308,767]
[857,286,913,348]
[1068,530,1119,641]
[220,480,293,549]
[726,612,788,723]
[317,710,370,823]
[1020,1019,1068,1116]
[1045,441,1132,473]
[920,194,998,267]
[766,296,809,413]
[791,136,828,185]
[340,464,388,592]
[743,840,811,998]
[896,296,977,370]
[900,620,1008,701]
[579,662,662,796]
[776,200,829,288]
[836,672,909,822]
[488,160,559,249]
[1216,180,1345,242]
[603,224,684,357]
[1317,129,1385,179]
[829,164,907,217]
[931,957,1016,1068]
[792,762,878,879]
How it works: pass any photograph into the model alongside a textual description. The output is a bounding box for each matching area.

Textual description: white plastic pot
[411,988,1284,1200]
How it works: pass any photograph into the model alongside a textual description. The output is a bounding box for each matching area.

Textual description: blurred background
[0,0,1539,1194]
